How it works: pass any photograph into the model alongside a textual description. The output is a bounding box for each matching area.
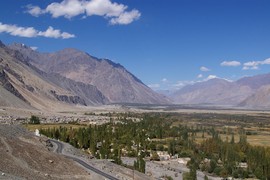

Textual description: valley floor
[1,105,270,179]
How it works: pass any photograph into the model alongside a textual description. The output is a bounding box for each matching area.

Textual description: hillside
[0,124,89,179]
[9,43,170,105]
[239,85,270,108]
[0,41,107,110]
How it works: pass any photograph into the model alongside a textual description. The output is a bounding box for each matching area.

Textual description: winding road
[50,139,119,180]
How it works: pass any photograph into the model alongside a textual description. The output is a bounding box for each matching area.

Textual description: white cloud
[242,65,259,70]
[242,58,270,70]
[243,61,259,70]
[26,0,141,25]
[30,46,38,50]
[46,0,85,18]
[0,22,75,39]
[161,78,168,83]
[220,61,241,67]
[85,0,126,17]
[197,74,203,78]
[203,75,231,82]
[200,66,210,72]
[25,5,46,17]
[38,26,75,39]
[110,10,141,25]
[263,58,270,64]
[172,80,195,89]
[172,82,184,88]
[0,23,37,38]
[205,75,217,81]
[148,84,160,89]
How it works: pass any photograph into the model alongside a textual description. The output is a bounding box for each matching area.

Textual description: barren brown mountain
[0,41,107,110]
[9,43,169,104]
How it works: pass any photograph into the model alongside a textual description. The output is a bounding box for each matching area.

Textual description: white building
[35,129,40,136]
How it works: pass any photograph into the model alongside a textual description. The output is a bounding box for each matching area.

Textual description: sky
[1,0,270,91]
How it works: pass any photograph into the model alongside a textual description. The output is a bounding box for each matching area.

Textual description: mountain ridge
[8,42,170,106]
[171,74,270,108]
[0,42,110,110]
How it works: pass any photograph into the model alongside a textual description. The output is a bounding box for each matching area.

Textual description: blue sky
[1,0,270,90]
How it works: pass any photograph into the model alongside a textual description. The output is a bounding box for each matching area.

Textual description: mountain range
[0,41,169,110]
[171,74,270,109]
[1,40,270,110]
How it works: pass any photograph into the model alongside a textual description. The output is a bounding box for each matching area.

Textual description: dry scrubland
[0,125,90,179]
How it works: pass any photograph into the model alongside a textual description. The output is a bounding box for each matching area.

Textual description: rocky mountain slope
[172,74,270,108]
[0,41,107,110]
[236,73,270,89]
[239,85,270,108]
[34,68,108,106]
[9,43,170,105]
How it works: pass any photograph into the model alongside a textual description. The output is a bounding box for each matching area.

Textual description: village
[0,114,111,125]
[0,108,262,179]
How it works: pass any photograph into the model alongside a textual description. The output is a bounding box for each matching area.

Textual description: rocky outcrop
[50,90,87,106]
[36,69,108,105]
[0,67,27,102]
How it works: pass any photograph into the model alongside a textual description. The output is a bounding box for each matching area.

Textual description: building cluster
[0,116,27,124]
[40,115,111,125]
[150,150,191,165]
[0,114,113,125]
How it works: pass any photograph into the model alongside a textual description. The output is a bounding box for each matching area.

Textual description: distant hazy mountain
[171,78,253,105]
[236,73,270,89]
[171,73,270,108]
[9,43,169,105]
[239,85,270,108]
[156,89,176,97]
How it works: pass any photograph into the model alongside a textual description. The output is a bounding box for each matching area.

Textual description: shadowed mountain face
[171,74,270,108]
[9,43,170,105]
